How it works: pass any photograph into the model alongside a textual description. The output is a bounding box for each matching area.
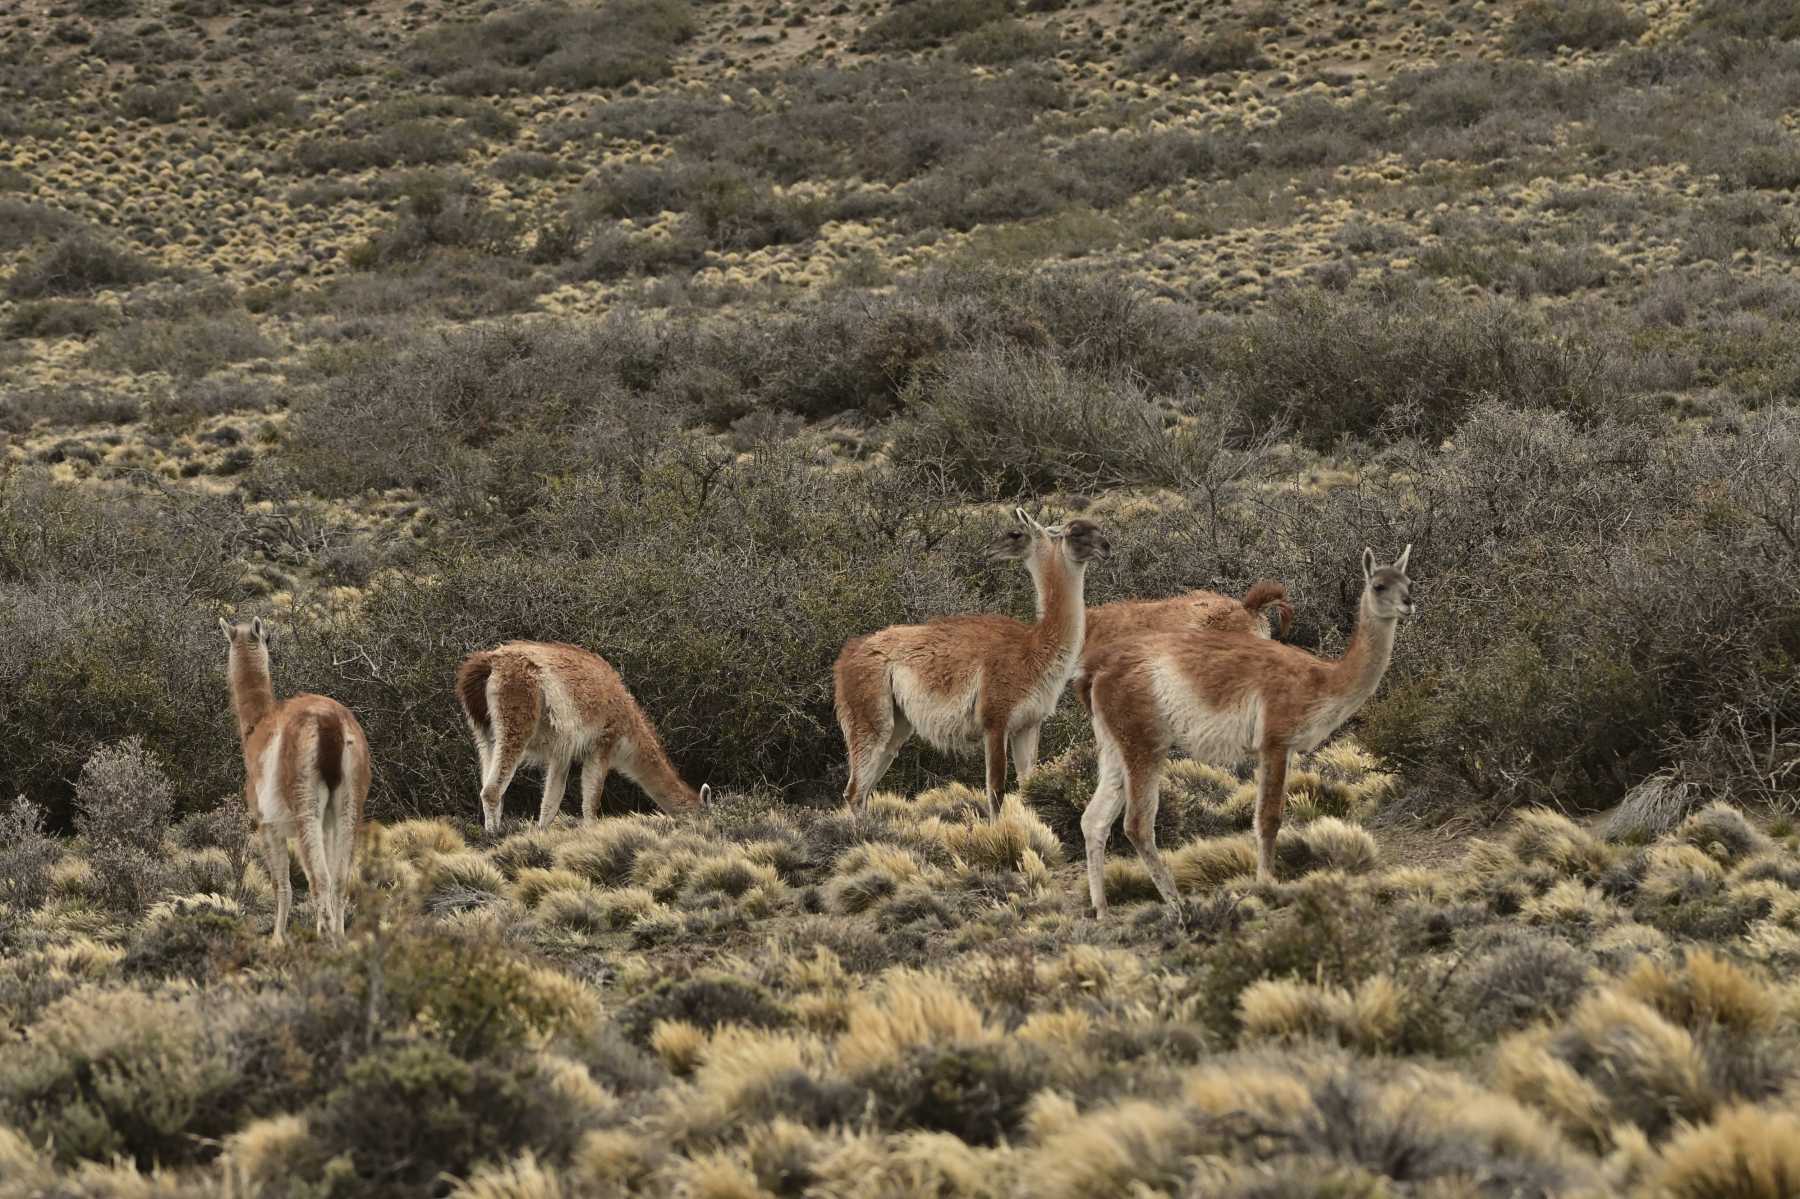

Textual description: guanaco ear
[251,617,267,644]
[218,617,233,641]
[1362,547,1376,580]
[1014,507,1048,535]
[1395,543,1412,574]
[698,783,712,808]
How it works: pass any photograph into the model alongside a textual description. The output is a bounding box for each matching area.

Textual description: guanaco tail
[1082,546,1413,916]
[456,640,710,833]
[834,507,1111,817]
[220,616,370,944]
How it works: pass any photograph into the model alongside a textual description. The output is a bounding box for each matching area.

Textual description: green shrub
[346,177,518,267]
[1130,29,1267,75]
[410,0,694,94]
[373,931,587,1057]
[860,0,1011,50]
[1510,0,1645,53]
[0,198,76,250]
[85,312,275,378]
[3,299,112,340]
[118,79,198,123]
[203,83,300,129]
[297,1043,586,1197]
[0,473,247,827]
[121,896,248,981]
[618,972,792,1046]
[953,18,1059,62]
[1218,288,1620,449]
[5,234,159,299]
[288,122,474,174]
[865,1042,1049,1145]
[1,988,240,1169]
[890,345,1237,493]
[585,161,829,250]
[1688,0,1800,41]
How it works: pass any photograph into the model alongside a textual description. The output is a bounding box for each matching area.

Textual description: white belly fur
[890,662,982,753]
[1150,657,1263,765]
[523,668,595,766]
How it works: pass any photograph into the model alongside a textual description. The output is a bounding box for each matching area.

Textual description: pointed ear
[1362,547,1376,580]
[698,783,712,808]
[1013,507,1044,534]
[251,617,266,643]
[218,617,233,641]
[1395,543,1412,574]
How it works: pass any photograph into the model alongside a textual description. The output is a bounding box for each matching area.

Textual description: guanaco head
[988,508,1112,568]
[218,615,274,659]
[1361,545,1415,620]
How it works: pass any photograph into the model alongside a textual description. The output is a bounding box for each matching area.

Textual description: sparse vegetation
[4,0,1800,1193]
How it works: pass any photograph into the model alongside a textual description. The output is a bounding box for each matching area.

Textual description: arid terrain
[3,0,1800,1195]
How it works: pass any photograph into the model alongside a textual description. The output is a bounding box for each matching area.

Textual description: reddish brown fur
[459,640,706,831]
[1081,551,1412,915]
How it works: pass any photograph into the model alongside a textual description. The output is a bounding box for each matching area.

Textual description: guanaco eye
[1373,584,1386,593]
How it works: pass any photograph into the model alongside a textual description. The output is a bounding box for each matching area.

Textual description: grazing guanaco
[1073,580,1294,713]
[834,508,1112,817]
[220,617,370,944]
[456,641,709,833]
[1082,547,1413,916]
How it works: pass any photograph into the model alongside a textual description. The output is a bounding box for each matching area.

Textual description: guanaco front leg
[982,725,1008,819]
[1254,744,1290,882]
[1008,722,1042,785]
[537,756,571,830]
[581,751,610,822]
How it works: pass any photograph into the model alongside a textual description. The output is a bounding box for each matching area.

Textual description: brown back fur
[1074,583,1291,713]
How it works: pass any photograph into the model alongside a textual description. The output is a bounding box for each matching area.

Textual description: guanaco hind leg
[1254,745,1291,882]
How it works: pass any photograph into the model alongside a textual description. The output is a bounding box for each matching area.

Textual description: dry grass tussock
[0,780,1798,1194]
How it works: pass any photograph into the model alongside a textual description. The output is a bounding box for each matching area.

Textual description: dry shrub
[1237,974,1405,1052]
[0,797,57,912]
[1654,1104,1800,1199]
[836,970,992,1074]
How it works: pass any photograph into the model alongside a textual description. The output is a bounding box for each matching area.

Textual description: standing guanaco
[834,508,1111,817]
[1082,547,1413,916]
[221,617,370,944]
[456,641,709,833]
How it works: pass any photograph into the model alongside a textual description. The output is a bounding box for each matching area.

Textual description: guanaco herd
[220,507,1413,943]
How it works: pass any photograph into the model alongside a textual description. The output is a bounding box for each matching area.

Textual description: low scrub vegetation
[408,0,695,94]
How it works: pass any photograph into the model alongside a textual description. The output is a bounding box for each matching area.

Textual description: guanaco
[456,641,709,833]
[1073,580,1294,713]
[1081,547,1413,916]
[834,508,1112,817]
[220,617,370,944]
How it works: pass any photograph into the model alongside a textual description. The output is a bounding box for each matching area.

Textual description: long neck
[1328,592,1398,707]
[1026,552,1087,660]
[630,725,703,813]
[227,645,277,745]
